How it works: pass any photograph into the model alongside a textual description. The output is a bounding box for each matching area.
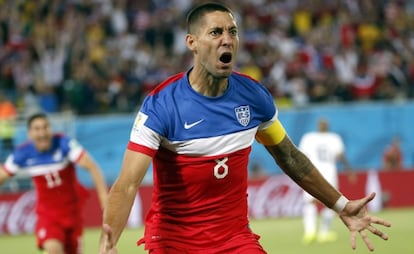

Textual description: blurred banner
[0,169,413,235]
[8,101,414,188]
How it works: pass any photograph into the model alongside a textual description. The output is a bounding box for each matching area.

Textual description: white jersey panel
[5,156,71,176]
[131,122,258,156]
[67,139,84,162]
[163,127,258,156]
[299,132,344,186]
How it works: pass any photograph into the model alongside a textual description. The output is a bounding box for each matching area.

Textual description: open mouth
[219,53,232,64]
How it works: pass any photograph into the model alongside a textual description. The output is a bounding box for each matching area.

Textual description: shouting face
[186,10,239,78]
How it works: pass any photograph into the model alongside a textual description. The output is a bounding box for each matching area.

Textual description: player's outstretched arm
[77,151,109,210]
[262,130,391,251]
[338,192,391,251]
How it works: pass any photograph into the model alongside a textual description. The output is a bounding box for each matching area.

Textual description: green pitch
[1,208,412,254]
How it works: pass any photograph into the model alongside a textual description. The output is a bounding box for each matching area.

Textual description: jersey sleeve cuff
[1,165,15,176]
[127,141,157,157]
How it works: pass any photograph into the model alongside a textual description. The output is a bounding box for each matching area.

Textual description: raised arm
[77,151,109,210]
[99,149,151,254]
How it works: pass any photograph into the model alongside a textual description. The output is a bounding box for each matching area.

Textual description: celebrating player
[99,3,391,254]
[0,112,108,254]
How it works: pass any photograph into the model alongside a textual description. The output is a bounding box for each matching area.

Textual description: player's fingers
[102,224,114,249]
[367,225,389,240]
[370,216,392,227]
[360,229,374,251]
[350,231,357,250]
[359,192,376,208]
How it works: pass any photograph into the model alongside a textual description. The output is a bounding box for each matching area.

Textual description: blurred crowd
[1,0,414,117]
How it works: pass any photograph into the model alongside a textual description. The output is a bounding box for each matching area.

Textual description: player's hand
[99,224,118,254]
[339,192,391,251]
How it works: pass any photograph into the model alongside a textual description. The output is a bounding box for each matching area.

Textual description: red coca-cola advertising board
[1,170,413,235]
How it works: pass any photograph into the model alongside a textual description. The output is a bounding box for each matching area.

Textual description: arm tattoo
[265,135,315,183]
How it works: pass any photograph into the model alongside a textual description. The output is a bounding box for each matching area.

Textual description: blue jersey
[128,70,278,250]
[3,134,86,224]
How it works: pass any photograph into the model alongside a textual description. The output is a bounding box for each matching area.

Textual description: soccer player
[0,113,108,254]
[99,3,391,254]
[299,118,353,244]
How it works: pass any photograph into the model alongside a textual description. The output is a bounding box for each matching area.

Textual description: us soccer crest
[235,105,250,126]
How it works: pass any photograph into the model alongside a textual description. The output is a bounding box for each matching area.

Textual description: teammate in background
[299,118,354,244]
[382,136,403,171]
[0,112,108,254]
[99,3,390,254]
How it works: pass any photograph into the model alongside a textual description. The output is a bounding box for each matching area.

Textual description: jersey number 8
[214,157,229,179]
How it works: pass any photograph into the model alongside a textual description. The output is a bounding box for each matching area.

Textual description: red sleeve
[127,141,157,157]
[74,150,86,163]
[1,165,14,176]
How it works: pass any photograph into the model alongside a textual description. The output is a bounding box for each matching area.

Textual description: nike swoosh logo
[184,119,204,129]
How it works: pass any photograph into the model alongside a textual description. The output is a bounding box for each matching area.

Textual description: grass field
[1,208,412,254]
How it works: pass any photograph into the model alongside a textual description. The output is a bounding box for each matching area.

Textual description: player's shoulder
[315,132,343,145]
[326,132,342,140]
[231,71,263,88]
[140,72,187,112]
[300,132,327,145]
[147,72,186,96]
[51,133,76,150]
[332,133,345,145]
[12,142,34,161]
[231,71,274,100]
[53,133,70,143]
[14,141,32,152]
[301,131,318,139]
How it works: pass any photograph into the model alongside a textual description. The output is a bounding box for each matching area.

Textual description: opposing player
[99,3,390,254]
[0,112,108,254]
[299,118,353,244]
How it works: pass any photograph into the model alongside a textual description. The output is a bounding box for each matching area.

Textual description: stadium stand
[0,0,413,117]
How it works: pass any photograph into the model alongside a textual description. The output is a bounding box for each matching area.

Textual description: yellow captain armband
[256,119,287,146]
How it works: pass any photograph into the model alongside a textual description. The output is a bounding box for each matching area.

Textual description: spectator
[351,58,379,100]
[0,93,17,160]
[382,136,403,171]
[1,0,414,115]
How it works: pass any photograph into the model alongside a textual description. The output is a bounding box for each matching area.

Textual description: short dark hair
[27,112,48,128]
[186,2,233,34]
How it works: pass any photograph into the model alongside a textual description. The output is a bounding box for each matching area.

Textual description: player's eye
[210,28,223,36]
[229,29,238,36]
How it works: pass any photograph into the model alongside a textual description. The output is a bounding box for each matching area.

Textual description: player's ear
[186,34,197,52]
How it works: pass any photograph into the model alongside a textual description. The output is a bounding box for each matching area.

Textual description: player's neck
[188,68,228,97]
